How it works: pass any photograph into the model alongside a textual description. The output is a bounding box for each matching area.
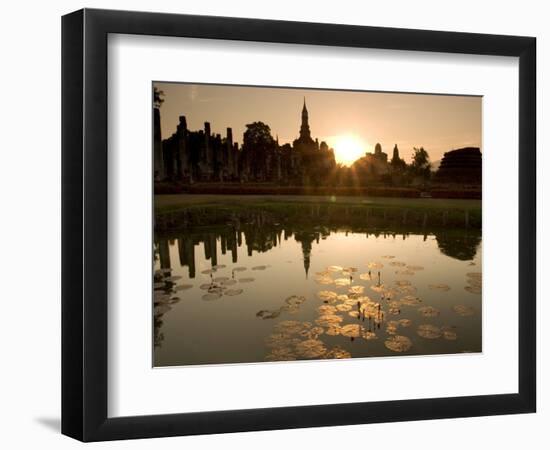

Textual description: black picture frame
[61,8,536,442]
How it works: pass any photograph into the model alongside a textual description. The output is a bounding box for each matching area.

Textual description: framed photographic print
[61,8,536,441]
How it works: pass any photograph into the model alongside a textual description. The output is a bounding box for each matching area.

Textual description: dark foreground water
[153,223,481,366]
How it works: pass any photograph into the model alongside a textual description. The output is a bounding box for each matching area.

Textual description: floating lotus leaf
[324,346,351,359]
[153,282,166,290]
[239,277,255,283]
[252,265,268,271]
[362,330,378,341]
[389,261,406,267]
[169,296,181,304]
[418,306,440,317]
[316,314,344,327]
[395,269,415,275]
[343,267,358,273]
[417,324,442,339]
[429,284,451,291]
[368,262,384,269]
[407,265,424,271]
[212,264,226,269]
[174,284,193,291]
[335,303,352,312]
[233,266,247,272]
[466,272,482,280]
[370,284,386,293]
[318,305,337,315]
[199,283,214,290]
[256,309,281,320]
[221,279,237,286]
[327,265,343,272]
[300,326,324,339]
[465,285,482,294]
[453,304,475,316]
[280,304,300,314]
[201,269,216,275]
[265,348,296,361]
[315,275,334,285]
[225,288,243,296]
[213,276,229,282]
[395,280,412,287]
[295,339,327,358]
[316,270,331,277]
[397,285,417,295]
[398,319,412,327]
[325,325,341,336]
[359,273,372,281]
[340,324,362,338]
[334,278,351,286]
[388,306,401,315]
[285,295,306,306]
[337,294,350,302]
[385,335,412,352]
[443,330,458,340]
[154,304,171,315]
[264,333,300,349]
[401,295,422,306]
[164,275,182,282]
[348,310,361,318]
[274,320,303,335]
[386,321,399,335]
[381,255,396,259]
[202,292,222,301]
[317,290,338,302]
[348,285,365,295]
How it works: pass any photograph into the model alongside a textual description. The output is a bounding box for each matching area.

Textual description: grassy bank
[154,194,481,232]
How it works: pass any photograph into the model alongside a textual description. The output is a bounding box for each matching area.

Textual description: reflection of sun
[332,135,366,166]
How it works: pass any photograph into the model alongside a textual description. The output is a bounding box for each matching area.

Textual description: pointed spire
[302,96,307,112]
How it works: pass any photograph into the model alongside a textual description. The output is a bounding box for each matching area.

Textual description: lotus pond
[153,217,481,366]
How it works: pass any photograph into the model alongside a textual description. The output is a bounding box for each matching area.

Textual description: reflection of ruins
[155,222,481,279]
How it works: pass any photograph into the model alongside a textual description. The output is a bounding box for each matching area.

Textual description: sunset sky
[154,82,482,166]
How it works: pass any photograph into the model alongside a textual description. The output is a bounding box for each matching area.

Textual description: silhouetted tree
[153,87,165,108]
[410,147,431,179]
[242,122,277,181]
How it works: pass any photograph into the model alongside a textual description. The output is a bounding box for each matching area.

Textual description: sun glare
[333,135,366,166]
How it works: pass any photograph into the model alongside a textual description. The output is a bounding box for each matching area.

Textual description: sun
[332,135,366,166]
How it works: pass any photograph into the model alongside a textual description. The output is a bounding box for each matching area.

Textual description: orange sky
[154,82,481,165]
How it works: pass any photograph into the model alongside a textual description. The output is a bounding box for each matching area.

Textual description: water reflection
[153,218,482,366]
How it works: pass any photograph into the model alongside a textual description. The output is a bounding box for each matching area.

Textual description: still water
[154,224,481,366]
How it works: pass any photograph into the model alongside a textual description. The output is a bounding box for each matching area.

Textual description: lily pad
[443,330,458,340]
[324,346,351,359]
[238,277,255,283]
[201,269,216,275]
[315,275,334,285]
[453,304,475,317]
[265,348,296,361]
[348,285,365,295]
[407,265,424,271]
[225,288,243,296]
[368,262,384,269]
[221,279,237,286]
[327,265,343,273]
[335,303,352,312]
[174,284,193,291]
[359,273,372,281]
[317,290,338,302]
[340,324,362,338]
[429,284,451,291]
[316,314,344,327]
[213,276,229,282]
[385,335,412,352]
[295,339,327,358]
[395,280,412,287]
[400,295,422,306]
[417,324,442,339]
[465,285,482,294]
[334,278,351,286]
[256,309,281,320]
[418,306,440,317]
[362,330,378,341]
[202,292,222,301]
[398,319,412,327]
[252,265,268,271]
[233,266,247,272]
[325,325,342,336]
[285,295,306,306]
[395,269,415,275]
[381,255,396,259]
[318,305,337,315]
[274,320,304,335]
[389,261,406,267]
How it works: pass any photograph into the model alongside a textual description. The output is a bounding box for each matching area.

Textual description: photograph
[152,82,482,367]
